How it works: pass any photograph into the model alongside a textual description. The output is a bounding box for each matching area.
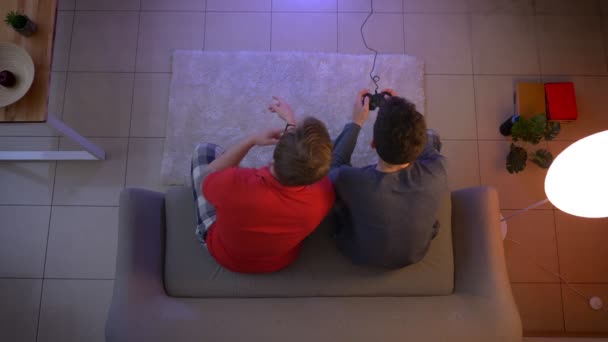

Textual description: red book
[544,82,578,121]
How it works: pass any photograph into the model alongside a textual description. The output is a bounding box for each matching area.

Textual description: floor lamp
[502,130,608,310]
[545,130,608,219]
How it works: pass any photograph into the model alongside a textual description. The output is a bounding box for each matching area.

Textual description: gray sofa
[105,186,522,342]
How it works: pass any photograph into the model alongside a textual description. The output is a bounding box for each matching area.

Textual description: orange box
[516,82,546,119]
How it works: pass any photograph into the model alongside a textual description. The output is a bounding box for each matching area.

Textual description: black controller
[363,91,391,111]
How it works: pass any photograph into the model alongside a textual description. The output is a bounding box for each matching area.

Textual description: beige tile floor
[1,0,608,340]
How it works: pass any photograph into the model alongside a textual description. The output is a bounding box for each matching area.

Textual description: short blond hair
[273,117,332,186]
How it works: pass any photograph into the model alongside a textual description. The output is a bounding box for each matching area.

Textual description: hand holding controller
[362,90,393,111]
[353,89,371,127]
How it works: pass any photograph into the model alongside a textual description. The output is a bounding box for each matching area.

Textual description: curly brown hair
[373,97,427,165]
[273,117,332,186]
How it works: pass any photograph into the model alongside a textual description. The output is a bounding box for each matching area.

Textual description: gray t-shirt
[329,123,448,269]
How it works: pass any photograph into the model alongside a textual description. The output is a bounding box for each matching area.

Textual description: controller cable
[360,0,381,93]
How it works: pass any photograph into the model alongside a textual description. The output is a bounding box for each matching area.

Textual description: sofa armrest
[451,186,522,337]
[106,188,167,341]
[451,186,509,296]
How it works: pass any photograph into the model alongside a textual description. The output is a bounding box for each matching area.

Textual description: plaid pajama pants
[191,142,225,244]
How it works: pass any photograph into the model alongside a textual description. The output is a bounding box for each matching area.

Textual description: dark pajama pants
[190,142,225,244]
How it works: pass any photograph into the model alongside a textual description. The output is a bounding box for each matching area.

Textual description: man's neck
[376,159,410,173]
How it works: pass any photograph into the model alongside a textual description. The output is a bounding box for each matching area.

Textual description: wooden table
[1,0,55,122]
[0,0,105,160]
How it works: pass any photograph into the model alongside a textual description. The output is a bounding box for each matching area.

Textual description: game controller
[363,91,391,111]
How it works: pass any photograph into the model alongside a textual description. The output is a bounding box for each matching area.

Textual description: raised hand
[353,89,371,127]
[250,128,284,146]
[268,96,296,125]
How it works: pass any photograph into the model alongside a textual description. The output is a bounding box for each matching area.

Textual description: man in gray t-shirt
[329,89,448,269]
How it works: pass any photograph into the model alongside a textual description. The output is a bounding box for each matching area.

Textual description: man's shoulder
[417,151,446,165]
[316,176,335,191]
[414,153,448,177]
[399,163,449,196]
[309,177,337,209]
[207,166,257,180]
[204,166,258,190]
[331,164,375,183]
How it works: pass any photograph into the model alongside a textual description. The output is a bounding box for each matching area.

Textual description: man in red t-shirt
[190,97,335,273]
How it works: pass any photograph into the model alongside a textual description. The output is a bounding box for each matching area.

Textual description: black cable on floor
[360,0,381,93]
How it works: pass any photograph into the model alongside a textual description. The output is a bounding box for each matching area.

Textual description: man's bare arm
[207,128,283,173]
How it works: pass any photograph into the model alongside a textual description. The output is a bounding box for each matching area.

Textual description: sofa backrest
[163,187,453,297]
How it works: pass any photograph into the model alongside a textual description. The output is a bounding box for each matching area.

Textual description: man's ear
[371,139,376,149]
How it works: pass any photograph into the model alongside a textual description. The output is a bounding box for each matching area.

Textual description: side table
[0,0,105,161]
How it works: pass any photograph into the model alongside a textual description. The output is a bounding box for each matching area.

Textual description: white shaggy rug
[162,51,425,185]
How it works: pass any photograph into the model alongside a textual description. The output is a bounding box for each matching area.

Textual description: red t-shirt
[202,166,335,273]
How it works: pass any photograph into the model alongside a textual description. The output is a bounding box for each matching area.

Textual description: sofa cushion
[164,187,453,297]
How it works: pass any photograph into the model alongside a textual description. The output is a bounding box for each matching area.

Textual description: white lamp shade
[545,130,608,218]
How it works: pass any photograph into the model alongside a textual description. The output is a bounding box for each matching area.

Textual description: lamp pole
[500,198,550,222]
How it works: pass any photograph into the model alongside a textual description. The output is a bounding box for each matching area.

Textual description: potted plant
[504,114,561,174]
[4,11,37,37]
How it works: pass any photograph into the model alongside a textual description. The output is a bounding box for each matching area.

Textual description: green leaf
[4,11,27,29]
[506,143,528,174]
[511,114,546,144]
[531,149,554,169]
[544,121,561,141]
